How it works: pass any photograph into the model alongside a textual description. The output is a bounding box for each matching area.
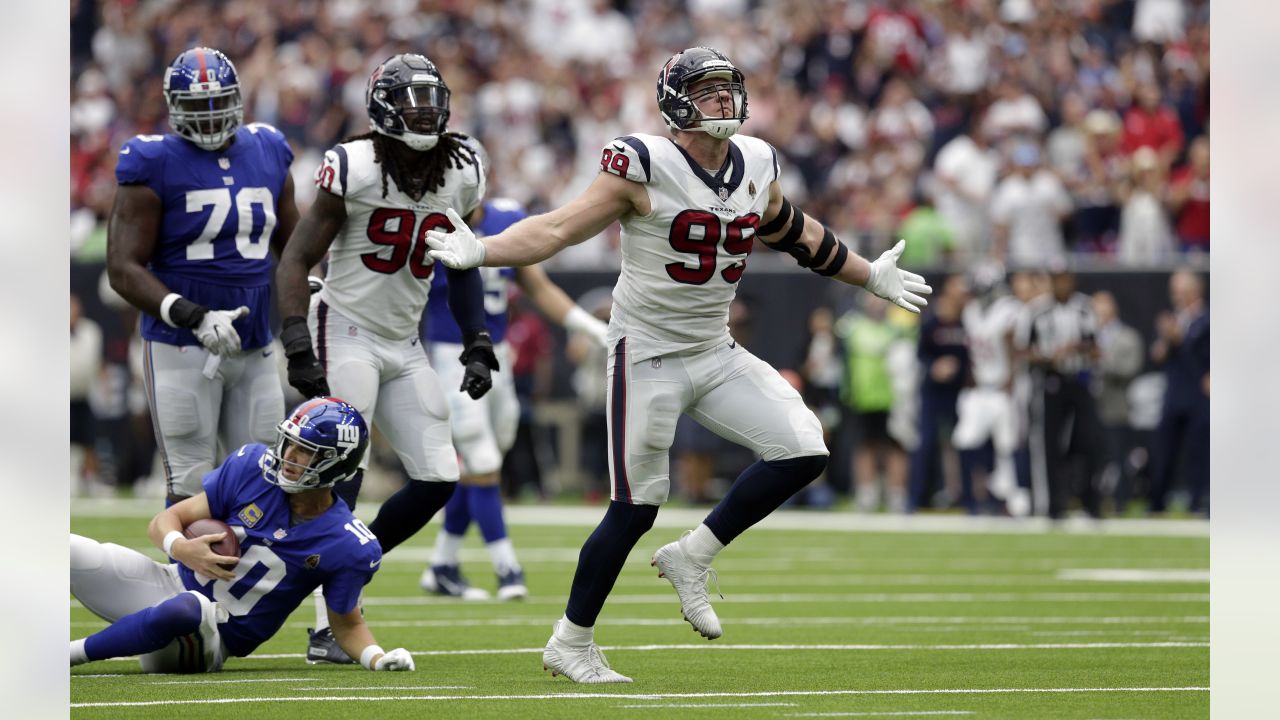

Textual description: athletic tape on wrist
[159,294,184,329]
[162,530,184,558]
[361,644,386,670]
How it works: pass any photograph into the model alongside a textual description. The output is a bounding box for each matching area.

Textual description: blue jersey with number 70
[115,124,294,350]
[176,444,381,657]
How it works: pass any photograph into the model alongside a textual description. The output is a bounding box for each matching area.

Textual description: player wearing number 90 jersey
[424,46,933,683]
[275,53,496,664]
[107,47,297,504]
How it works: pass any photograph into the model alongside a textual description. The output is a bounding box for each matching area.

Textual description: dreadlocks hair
[341,131,480,200]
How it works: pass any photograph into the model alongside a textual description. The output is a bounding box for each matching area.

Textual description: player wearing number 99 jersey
[70,399,415,673]
[425,46,934,683]
[107,47,297,504]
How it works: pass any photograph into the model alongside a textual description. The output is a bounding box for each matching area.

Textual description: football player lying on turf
[425,46,932,683]
[70,398,415,673]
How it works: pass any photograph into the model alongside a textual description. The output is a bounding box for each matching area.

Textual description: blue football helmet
[261,398,369,493]
[367,53,451,151]
[657,47,749,140]
[163,47,244,150]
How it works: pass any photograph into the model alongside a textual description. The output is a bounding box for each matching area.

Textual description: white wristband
[162,530,185,558]
[360,644,386,671]
[564,305,603,335]
[159,293,184,328]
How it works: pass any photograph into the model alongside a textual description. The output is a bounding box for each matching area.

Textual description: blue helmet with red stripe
[163,47,244,150]
[261,398,369,493]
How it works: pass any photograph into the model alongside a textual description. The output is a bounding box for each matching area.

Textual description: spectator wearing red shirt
[1121,82,1184,168]
[864,0,928,78]
[1167,136,1209,253]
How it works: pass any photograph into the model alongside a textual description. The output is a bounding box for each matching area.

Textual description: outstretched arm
[329,607,415,671]
[757,180,931,312]
[515,265,609,347]
[428,172,644,269]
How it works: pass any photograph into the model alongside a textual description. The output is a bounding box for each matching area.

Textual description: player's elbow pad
[759,198,848,276]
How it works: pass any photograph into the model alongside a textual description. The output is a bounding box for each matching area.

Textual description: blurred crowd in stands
[69,0,1209,517]
[71,0,1209,268]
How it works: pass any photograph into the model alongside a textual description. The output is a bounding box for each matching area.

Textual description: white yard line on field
[616,702,799,708]
[1056,569,1210,583]
[71,498,1208,537]
[783,707,972,712]
[353,592,1210,606]
[68,686,1211,709]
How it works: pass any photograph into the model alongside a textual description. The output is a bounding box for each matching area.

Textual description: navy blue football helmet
[261,398,369,493]
[657,47,748,139]
[367,54,451,151]
[163,47,243,150]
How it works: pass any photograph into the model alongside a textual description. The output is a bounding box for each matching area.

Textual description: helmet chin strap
[694,119,742,139]
[372,124,440,151]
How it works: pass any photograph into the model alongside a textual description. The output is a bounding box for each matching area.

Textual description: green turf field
[70,504,1208,719]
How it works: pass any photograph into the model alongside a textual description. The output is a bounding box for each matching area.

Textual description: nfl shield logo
[718,187,729,202]
[273,528,288,540]
[305,554,321,570]
[218,158,231,170]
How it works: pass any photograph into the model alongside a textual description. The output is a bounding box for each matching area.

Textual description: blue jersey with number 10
[178,444,381,657]
[424,199,525,344]
[116,124,294,351]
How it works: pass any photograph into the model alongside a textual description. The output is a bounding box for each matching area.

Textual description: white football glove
[865,240,932,314]
[374,647,415,671]
[194,306,249,356]
[563,305,609,349]
[425,207,486,270]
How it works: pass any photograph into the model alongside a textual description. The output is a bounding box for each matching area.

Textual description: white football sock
[70,638,88,666]
[313,587,329,631]
[555,614,594,646]
[681,523,725,568]
[432,530,465,567]
[487,538,520,575]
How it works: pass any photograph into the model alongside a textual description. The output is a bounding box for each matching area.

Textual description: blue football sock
[83,593,203,662]
[442,482,471,536]
[703,455,826,545]
[565,500,658,627]
[468,485,507,543]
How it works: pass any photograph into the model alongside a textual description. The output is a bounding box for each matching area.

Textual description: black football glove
[280,316,331,398]
[459,331,500,400]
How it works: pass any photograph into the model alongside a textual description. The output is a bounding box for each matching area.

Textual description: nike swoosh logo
[120,147,131,155]
[262,350,273,357]
[728,341,737,349]
[370,558,382,568]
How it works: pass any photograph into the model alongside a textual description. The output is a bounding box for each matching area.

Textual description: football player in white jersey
[275,54,496,664]
[951,262,1029,516]
[427,47,932,683]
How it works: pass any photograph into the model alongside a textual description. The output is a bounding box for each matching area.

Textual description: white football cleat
[652,540,723,640]
[543,626,632,683]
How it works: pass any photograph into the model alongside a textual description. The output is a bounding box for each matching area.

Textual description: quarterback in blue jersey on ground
[106,47,299,505]
[70,398,415,673]
[421,198,608,601]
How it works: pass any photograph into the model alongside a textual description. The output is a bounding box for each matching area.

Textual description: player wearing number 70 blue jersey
[426,47,933,683]
[106,47,298,505]
[70,398,415,673]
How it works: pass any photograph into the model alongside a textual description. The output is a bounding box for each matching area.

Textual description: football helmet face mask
[163,47,244,150]
[367,54,451,151]
[261,398,369,494]
[657,47,749,140]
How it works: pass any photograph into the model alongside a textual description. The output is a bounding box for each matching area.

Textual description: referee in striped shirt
[1015,267,1106,519]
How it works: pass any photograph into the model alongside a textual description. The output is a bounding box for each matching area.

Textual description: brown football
[183,518,241,571]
